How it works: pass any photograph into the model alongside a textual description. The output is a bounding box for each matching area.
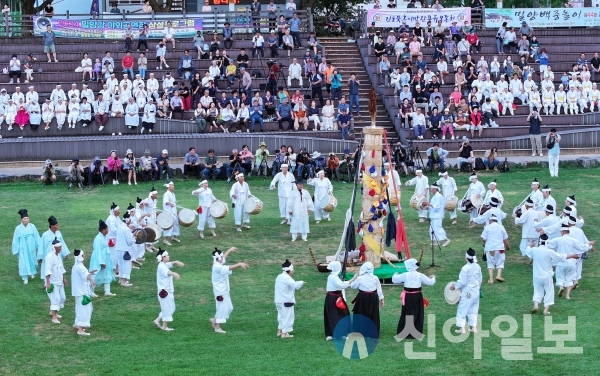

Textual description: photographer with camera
[139,149,158,182]
[296,147,313,179]
[338,148,355,182]
[330,69,342,101]
[326,153,341,181]
[393,143,410,176]
[157,149,172,182]
[66,157,85,189]
[40,159,57,186]
[425,142,448,173]
[184,147,204,179]
[457,139,475,172]
[266,61,279,97]
[227,148,244,183]
[202,149,221,181]
[255,142,270,177]
[239,145,255,175]
[271,145,288,177]
[527,109,543,157]
[547,128,561,177]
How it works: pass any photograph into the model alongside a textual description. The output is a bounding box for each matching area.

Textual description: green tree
[305,0,365,17]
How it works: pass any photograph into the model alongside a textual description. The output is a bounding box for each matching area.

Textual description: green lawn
[1,166,599,375]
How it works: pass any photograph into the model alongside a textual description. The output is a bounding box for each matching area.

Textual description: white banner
[367,8,472,28]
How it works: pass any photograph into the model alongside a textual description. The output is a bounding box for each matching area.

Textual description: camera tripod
[411,147,426,172]
[426,218,441,268]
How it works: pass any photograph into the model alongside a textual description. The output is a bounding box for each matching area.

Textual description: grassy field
[1,165,599,375]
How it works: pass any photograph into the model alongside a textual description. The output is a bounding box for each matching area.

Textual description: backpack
[474,157,485,171]
[500,157,509,173]
[252,69,262,78]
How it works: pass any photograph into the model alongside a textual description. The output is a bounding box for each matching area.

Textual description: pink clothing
[450,91,461,104]
[409,41,421,54]
[442,124,454,136]
[16,107,29,127]
[107,156,121,171]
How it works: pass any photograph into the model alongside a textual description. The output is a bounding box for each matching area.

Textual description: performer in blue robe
[12,209,40,284]
[90,220,116,297]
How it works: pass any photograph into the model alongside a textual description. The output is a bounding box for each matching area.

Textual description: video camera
[267,59,285,69]
[262,151,267,157]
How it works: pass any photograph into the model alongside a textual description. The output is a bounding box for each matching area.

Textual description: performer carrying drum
[143,186,159,251]
[307,170,333,224]
[436,171,457,224]
[406,169,429,223]
[230,173,252,232]
[483,180,504,209]
[192,180,216,238]
[162,182,180,246]
[466,173,485,228]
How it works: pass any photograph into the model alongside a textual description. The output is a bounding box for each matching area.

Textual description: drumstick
[308,247,318,266]
[418,245,425,264]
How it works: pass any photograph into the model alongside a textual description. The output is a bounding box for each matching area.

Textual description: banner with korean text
[484,8,596,28]
[32,17,203,39]
[367,8,471,28]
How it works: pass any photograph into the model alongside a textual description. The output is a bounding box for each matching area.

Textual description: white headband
[282,264,294,272]
[317,170,325,175]
[110,206,120,214]
[212,252,224,260]
[281,164,288,168]
[75,251,84,263]
[53,241,62,248]
[199,180,208,186]
[466,253,477,263]
[149,190,158,196]
[415,169,422,173]
[164,182,174,188]
[469,175,477,181]
[156,251,169,261]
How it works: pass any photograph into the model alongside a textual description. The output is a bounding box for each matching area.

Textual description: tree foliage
[305,0,365,17]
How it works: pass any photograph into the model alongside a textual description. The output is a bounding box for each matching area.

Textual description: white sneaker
[442,135,445,139]
[532,153,535,157]
[451,136,455,140]
[247,129,249,133]
[539,153,543,157]
[140,127,145,133]
[99,126,104,131]
[116,180,119,185]
[165,64,169,68]
[112,180,116,185]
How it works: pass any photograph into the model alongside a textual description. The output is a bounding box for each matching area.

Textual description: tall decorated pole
[357,87,391,268]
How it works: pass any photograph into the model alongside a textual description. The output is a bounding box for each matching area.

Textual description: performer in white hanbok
[541,185,556,216]
[274,259,306,339]
[473,197,507,226]
[153,249,184,331]
[529,178,543,211]
[54,98,67,130]
[143,187,159,251]
[0,101,5,127]
[26,86,39,105]
[270,164,295,225]
[565,195,584,228]
[481,215,509,283]
[589,83,600,112]
[67,84,80,103]
[90,220,116,297]
[554,85,568,115]
[124,97,139,128]
[50,84,66,105]
[162,181,180,245]
[541,87,555,115]
[566,217,594,288]
[41,99,54,131]
[526,234,580,315]
[547,225,592,300]
[307,170,333,223]
[39,216,70,281]
[230,173,252,231]
[71,249,96,336]
[436,171,457,224]
[450,248,482,333]
[28,100,41,130]
[110,94,124,117]
[528,85,542,112]
[352,261,385,335]
[287,179,314,242]
[515,198,539,257]
[500,87,514,115]
[5,98,17,130]
[116,212,136,287]
[534,205,560,239]
[67,97,80,128]
[12,209,40,283]
[134,84,147,108]
[406,169,429,222]
[105,203,121,273]
[79,97,92,127]
[466,173,486,227]
[81,84,94,103]
[483,180,503,209]
[141,98,156,133]
[193,180,217,238]
[427,183,450,246]
[45,237,67,324]
[210,247,249,334]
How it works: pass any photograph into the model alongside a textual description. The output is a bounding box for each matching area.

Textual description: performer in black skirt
[324,261,357,341]
[392,258,436,340]
[350,262,384,335]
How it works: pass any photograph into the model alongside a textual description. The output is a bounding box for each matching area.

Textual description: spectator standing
[547,128,561,177]
[267,0,277,29]
[43,25,58,63]
[289,13,301,48]
[348,74,361,116]
[330,69,342,100]
[122,51,134,79]
[251,0,261,33]
[527,110,543,157]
